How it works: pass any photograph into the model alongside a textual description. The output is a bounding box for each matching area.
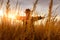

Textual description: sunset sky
[1,0,60,16]
[20,0,60,15]
[0,0,60,24]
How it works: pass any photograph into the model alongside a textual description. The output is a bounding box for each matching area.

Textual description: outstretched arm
[32,16,45,21]
[38,16,45,20]
[16,15,26,20]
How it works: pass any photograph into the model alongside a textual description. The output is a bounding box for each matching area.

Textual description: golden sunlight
[0,10,3,17]
[8,14,16,20]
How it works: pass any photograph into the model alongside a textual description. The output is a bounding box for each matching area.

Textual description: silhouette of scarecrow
[20,8,45,40]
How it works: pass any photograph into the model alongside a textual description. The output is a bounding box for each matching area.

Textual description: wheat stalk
[32,0,38,13]
[47,0,53,40]
[6,0,10,15]
[48,0,53,22]
[0,0,3,9]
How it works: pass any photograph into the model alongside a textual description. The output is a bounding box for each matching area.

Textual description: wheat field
[0,0,60,40]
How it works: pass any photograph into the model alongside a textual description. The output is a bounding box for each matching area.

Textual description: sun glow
[0,10,26,21]
[8,14,16,20]
[0,10,3,17]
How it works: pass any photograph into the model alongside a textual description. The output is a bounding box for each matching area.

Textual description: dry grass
[0,18,60,40]
[0,0,60,40]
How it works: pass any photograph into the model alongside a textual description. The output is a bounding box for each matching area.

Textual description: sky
[12,0,60,16]
[20,0,60,13]
[0,0,60,16]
